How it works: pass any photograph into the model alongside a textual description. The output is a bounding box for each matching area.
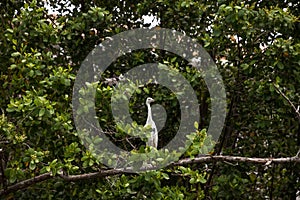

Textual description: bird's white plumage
[144,97,158,148]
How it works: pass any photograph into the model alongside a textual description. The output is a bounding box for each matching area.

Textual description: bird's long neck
[146,103,153,124]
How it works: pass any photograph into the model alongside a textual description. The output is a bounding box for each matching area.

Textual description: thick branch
[173,155,300,166]
[59,168,133,181]
[1,155,300,196]
[0,172,52,196]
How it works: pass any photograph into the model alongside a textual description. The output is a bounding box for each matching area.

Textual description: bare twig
[273,83,300,120]
[296,149,300,157]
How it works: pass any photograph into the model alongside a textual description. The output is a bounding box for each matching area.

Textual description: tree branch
[59,168,133,182]
[173,155,300,166]
[1,155,300,196]
[273,83,300,120]
[0,172,52,196]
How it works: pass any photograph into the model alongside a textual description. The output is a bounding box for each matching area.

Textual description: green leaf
[277,61,284,69]
[199,177,207,184]
[190,177,195,184]
[94,137,102,144]
[34,52,41,57]
[241,63,249,70]
[29,70,34,77]
[12,39,17,45]
[9,170,17,183]
[194,121,199,129]
[11,52,21,57]
[29,162,36,170]
[213,29,221,37]
[39,108,45,117]
[269,84,275,92]
[7,28,14,33]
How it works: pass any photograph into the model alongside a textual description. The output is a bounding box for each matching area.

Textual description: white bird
[144,97,158,148]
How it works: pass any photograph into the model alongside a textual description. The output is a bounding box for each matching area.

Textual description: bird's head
[146,97,155,105]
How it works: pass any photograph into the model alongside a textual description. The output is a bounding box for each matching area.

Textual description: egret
[144,97,158,148]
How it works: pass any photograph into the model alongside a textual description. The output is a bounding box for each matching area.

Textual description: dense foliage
[0,0,299,199]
